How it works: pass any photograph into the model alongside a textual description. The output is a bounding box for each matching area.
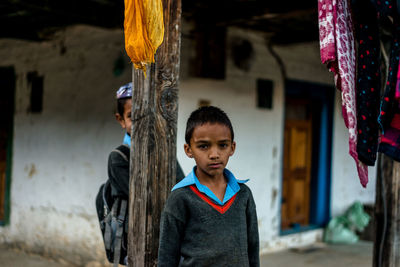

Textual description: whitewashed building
[0,23,376,265]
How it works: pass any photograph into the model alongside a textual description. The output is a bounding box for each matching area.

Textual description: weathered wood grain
[373,154,400,267]
[128,0,181,266]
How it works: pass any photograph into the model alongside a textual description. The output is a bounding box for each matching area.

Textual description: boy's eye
[219,143,228,148]
[198,144,208,149]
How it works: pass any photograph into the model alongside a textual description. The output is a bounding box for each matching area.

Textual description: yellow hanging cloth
[124,0,164,72]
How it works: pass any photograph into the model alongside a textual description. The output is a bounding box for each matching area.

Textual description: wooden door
[281,120,312,230]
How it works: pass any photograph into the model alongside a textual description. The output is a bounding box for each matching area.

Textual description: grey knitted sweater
[158,184,259,267]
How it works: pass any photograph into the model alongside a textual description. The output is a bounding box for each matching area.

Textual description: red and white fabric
[318,0,369,187]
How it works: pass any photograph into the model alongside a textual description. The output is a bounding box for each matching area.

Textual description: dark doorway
[281,80,334,234]
[0,67,15,225]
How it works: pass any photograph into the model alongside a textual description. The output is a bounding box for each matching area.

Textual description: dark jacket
[158,184,260,267]
[107,144,185,198]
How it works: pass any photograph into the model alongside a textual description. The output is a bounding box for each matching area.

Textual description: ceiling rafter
[0,0,318,43]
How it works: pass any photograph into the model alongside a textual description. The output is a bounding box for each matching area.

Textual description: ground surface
[261,241,372,267]
[0,241,372,267]
[0,247,74,267]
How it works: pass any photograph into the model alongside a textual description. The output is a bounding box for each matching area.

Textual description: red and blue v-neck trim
[172,167,248,205]
[189,185,237,214]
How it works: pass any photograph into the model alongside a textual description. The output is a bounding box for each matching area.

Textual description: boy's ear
[229,141,236,156]
[115,113,126,129]
[184,143,193,158]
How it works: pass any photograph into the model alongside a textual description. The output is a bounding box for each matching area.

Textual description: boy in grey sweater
[158,106,259,267]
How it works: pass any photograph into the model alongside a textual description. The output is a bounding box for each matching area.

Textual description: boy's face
[115,98,132,134]
[184,122,236,179]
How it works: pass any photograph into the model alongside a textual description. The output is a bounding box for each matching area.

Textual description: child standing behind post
[108,82,133,199]
[158,106,259,267]
[107,82,185,265]
[110,82,185,198]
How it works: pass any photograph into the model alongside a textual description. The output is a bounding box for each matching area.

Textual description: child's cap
[116,82,132,99]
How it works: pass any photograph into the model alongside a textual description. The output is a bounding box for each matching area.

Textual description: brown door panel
[281,120,312,229]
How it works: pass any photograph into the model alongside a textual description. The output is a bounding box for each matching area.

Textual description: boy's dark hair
[185,106,234,144]
[117,98,129,116]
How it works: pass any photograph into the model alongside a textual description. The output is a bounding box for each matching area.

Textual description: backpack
[96,147,129,266]
[95,145,185,266]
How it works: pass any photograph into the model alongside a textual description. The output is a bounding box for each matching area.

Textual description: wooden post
[127,0,182,266]
[373,153,400,267]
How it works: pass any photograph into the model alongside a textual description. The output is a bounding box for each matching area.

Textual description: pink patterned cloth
[396,58,400,100]
[318,0,369,187]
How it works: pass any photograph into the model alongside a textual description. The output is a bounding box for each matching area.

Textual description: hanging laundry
[319,0,336,68]
[318,0,369,187]
[352,0,381,166]
[396,59,400,100]
[379,111,400,161]
[124,0,164,71]
[378,25,400,133]
[373,0,400,162]
[374,0,400,132]
[373,0,397,17]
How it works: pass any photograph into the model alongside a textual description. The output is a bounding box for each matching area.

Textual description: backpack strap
[104,199,120,250]
[112,149,129,162]
[102,180,111,213]
[114,199,128,267]
[114,145,130,162]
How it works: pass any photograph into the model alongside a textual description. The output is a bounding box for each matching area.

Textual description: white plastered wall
[0,22,377,263]
[0,25,132,265]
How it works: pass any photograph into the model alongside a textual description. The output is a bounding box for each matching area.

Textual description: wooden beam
[127,0,182,266]
[373,154,400,267]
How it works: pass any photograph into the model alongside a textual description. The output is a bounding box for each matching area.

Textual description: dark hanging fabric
[375,0,400,162]
[379,112,400,161]
[377,23,400,133]
[374,0,397,16]
[396,58,400,100]
[376,0,400,132]
[353,0,381,166]
[350,0,400,163]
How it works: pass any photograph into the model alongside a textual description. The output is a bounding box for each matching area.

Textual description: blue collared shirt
[172,167,248,205]
[123,133,131,146]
